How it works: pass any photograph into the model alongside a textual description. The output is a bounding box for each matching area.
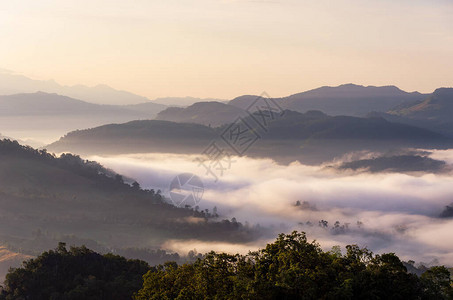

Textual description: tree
[0,243,150,300]
[132,181,140,190]
[134,231,451,300]
[115,174,124,183]
[421,266,453,299]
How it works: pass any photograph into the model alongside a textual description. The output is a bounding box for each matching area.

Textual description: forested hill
[46,110,451,164]
[46,120,218,155]
[0,139,260,262]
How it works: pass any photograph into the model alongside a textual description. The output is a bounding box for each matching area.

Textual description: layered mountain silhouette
[2,75,451,146]
[0,71,152,105]
[0,92,166,142]
[46,120,217,155]
[151,97,227,107]
[370,88,453,137]
[0,71,225,106]
[391,88,453,117]
[229,84,426,116]
[46,110,450,163]
[0,92,161,116]
[156,101,246,126]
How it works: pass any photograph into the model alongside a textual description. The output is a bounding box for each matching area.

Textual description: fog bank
[89,151,453,265]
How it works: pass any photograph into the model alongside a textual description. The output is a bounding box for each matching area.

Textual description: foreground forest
[0,232,451,299]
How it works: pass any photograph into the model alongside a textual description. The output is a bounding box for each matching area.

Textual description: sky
[1,0,452,99]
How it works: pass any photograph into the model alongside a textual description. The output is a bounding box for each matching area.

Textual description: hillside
[372,88,453,137]
[0,139,258,263]
[46,111,451,163]
[150,96,226,107]
[46,120,218,155]
[336,154,448,173]
[249,110,443,140]
[229,84,426,116]
[156,101,246,126]
[0,92,166,143]
[391,88,453,118]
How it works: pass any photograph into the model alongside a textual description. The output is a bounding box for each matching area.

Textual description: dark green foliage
[421,266,453,299]
[1,233,451,299]
[135,232,453,300]
[0,243,150,300]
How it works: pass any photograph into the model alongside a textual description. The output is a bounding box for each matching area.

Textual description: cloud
[88,150,453,265]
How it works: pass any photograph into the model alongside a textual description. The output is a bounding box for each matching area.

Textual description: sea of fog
[88,150,453,266]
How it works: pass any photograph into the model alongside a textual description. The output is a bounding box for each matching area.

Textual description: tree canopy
[135,231,453,300]
[1,232,452,299]
[0,243,150,300]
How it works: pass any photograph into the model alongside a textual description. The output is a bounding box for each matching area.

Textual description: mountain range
[157,86,453,140]
[156,84,435,128]
[2,76,453,147]
[229,84,426,116]
[156,101,246,126]
[151,97,227,107]
[0,71,225,106]
[46,110,450,163]
[0,71,150,105]
[0,92,166,142]
[369,88,453,137]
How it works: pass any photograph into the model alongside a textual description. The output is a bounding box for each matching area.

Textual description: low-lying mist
[88,150,453,266]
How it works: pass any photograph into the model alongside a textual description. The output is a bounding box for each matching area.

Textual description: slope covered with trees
[135,232,452,300]
[46,110,452,164]
[1,232,451,299]
[0,139,259,269]
[0,243,150,299]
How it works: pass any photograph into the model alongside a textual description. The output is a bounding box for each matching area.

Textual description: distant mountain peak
[304,110,328,118]
[156,100,245,126]
[295,83,411,99]
[387,87,453,125]
[432,87,453,97]
[416,88,453,106]
[151,96,227,107]
[0,72,151,105]
[35,91,57,95]
[228,84,426,116]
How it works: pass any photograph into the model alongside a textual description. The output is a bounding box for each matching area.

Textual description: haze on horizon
[1,0,452,101]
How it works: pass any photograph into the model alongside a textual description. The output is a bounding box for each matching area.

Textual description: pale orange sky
[1,0,452,99]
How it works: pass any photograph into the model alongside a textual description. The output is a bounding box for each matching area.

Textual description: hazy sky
[1,0,452,99]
